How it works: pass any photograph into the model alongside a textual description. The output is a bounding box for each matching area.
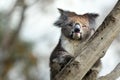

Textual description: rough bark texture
[52,1,120,80]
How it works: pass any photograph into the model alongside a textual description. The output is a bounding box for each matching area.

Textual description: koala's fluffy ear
[54,8,68,27]
[84,13,99,21]
[85,13,99,21]
[58,8,64,15]
[54,19,65,27]
[54,8,76,27]
[84,13,99,29]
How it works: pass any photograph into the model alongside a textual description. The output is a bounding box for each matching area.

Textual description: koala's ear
[54,19,64,27]
[54,8,68,27]
[57,8,66,15]
[84,13,99,29]
[54,17,67,27]
[58,8,64,14]
[84,13,99,21]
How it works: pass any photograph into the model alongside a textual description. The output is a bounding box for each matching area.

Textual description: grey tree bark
[52,0,120,80]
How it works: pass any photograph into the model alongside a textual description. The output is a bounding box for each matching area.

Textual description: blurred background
[0,0,120,80]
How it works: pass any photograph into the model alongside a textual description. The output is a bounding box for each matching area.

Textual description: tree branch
[53,0,120,80]
[1,0,27,50]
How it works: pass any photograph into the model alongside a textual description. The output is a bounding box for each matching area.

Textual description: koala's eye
[82,25,87,27]
[68,23,73,26]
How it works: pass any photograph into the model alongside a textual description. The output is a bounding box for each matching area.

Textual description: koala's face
[60,16,92,40]
[54,8,98,40]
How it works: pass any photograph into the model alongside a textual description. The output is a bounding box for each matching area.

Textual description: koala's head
[54,8,99,40]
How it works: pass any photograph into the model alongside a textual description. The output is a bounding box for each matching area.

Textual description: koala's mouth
[70,32,82,40]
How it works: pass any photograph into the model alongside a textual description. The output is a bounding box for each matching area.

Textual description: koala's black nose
[74,28,80,32]
[74,23,80,33]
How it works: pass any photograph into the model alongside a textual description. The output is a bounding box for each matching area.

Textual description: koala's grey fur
[50,8,101,80]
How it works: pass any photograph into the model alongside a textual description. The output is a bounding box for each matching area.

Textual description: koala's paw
[51,54,73,72]
[52,54,73,64]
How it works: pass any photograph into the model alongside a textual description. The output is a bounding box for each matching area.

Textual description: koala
[50,8,101,80]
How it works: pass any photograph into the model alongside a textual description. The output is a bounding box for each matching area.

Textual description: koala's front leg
[50,51,73,79]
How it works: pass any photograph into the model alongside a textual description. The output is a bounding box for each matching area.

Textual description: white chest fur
[61,35,80,56]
